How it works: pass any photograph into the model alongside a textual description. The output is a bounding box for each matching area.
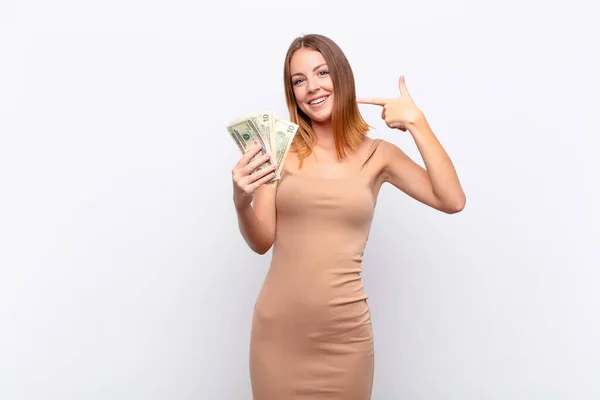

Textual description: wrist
[234,198,252,212]
[406,112,430,135]
[406,110,425,129]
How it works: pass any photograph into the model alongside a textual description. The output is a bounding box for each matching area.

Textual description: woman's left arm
[358,76,466,214]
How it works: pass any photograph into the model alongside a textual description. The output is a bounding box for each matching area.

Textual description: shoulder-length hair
[283,34,370,168]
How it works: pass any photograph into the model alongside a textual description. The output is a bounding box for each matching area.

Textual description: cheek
[293,86,305,102]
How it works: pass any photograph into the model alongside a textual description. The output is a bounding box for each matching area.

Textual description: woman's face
[289,48,334,123]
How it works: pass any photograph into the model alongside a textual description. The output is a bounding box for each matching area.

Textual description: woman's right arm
[232,145,278,255]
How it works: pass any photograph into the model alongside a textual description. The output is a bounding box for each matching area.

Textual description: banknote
[227,111,298,184]
[226,115,279,182]
[253,112,276,157]
[272,117,299,175]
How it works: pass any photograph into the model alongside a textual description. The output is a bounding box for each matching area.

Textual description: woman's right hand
[232,145,278,210]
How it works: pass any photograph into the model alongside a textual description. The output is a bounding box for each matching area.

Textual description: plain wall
[1,0,598,399]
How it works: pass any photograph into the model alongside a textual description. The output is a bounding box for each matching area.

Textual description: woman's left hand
[357,76,423,132]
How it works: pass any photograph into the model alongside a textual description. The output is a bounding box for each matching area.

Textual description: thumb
[398,76,413,101]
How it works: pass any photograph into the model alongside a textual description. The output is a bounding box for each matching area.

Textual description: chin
[299,94,334,123]
[308,112,332,123]
[301,106,333,123]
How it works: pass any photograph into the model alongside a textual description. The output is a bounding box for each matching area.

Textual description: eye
[318,70,329,76]
[293,77,305,85]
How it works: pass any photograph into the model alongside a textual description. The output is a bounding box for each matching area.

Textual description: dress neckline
[281,139,382,181]
[282,168,362,181]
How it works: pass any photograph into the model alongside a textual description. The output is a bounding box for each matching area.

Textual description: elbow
[251,238,274,255]
[253,245,271,255]
[443,195,466,214]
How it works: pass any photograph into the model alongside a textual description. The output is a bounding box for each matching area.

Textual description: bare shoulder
[375,137,403,157]
[361,137,395,173]
[354,135,381,159]
[373,139,411,180]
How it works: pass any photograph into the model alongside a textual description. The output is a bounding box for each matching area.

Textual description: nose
[307,78,320,93]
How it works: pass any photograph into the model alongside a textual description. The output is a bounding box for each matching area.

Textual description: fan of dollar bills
[226,112,299,183]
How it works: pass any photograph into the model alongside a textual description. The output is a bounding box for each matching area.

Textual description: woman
[231,33,466,399]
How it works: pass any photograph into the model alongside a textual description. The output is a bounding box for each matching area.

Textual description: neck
[312,118,335,149]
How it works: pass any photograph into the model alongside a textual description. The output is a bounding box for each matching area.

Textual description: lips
[308,95,329,107]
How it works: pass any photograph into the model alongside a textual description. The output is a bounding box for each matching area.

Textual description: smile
[309,95,329,107]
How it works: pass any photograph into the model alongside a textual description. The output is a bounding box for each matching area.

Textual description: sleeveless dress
[249,139,382,399]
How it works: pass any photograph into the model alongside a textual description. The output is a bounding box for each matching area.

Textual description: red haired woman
[231,33,466,399]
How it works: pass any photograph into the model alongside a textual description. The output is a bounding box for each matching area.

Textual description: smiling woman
[229,33,466,399]
[283,35,370,168]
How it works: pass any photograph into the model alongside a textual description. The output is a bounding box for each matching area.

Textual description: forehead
[289,48,326,74]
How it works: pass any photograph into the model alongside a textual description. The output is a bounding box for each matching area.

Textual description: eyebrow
[291,63,328,77]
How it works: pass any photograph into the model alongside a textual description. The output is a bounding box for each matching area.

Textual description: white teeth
[310,96,327,105]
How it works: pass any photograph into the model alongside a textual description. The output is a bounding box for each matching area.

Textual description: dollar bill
[226,116,280,182]
[272,117,298,175]
[253,112,276,155]
[227,111,299,184]
[268,113,276,155]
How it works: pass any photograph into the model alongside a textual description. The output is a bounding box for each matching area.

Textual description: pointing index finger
[356,97,389,106]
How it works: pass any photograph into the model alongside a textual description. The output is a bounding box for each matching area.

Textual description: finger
[392,121,406,131]
[398,76,413,101]
[356,97,389,106]
[236,144,263,168]
[244,153,273,175]
[246,163,277,185]
[233,150,267,179]
[250,170,277,191]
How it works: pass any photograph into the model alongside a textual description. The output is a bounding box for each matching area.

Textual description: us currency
[272,117,299,175]
[253,112,276,155]
[226,116,280,182]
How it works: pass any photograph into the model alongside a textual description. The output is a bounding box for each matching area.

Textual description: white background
[1,0,598,399]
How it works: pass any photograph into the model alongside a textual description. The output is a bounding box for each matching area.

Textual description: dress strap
[360,138,382,169]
